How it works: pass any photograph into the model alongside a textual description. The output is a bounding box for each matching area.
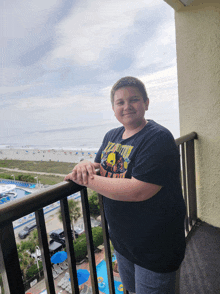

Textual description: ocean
[0,118,180,151]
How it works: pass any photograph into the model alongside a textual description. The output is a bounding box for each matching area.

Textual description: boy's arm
[64,173,162,202]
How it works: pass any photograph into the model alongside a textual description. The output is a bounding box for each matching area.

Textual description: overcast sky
[0,0,180,147]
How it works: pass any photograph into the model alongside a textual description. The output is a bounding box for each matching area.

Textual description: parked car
[49,240,63,256]
[18,222,37,239]
[49,228,78,246]
[90,218,101,228]
[30,246,42,260]
[74,226,84,235]
[26,246,42,260]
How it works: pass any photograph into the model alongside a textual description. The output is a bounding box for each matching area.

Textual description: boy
[65,77,186,294]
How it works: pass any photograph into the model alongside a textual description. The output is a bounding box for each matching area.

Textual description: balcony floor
[180,221,220,294]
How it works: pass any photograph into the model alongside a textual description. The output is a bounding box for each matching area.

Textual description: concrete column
[175,2,220,226]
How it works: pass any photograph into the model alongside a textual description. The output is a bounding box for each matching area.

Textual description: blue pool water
[0,188,30,204]
[16,188,31,199]
[96,258,123,294]
[1,187,80,203]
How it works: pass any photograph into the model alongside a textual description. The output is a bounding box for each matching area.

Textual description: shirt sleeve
[131,131,180,187]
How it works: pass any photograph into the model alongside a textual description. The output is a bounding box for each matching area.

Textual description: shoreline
[0,148,98,163]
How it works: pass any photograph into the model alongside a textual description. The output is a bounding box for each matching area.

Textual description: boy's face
[112,86,149,129]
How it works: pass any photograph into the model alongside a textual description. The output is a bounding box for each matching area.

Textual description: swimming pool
[16,188,31,199]
[0,187,30,204]
[15,187,80,200]
[96,258,123,294]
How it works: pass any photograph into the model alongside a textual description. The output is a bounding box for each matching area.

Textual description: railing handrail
[0,181,81,229]
[175,132,197,146]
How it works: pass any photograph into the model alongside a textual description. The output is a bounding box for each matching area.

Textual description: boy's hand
[64,160,96,185]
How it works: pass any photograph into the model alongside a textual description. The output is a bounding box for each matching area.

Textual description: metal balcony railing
[0,132,198,294]
[176,132,198,237]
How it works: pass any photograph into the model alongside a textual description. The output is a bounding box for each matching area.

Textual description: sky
[0,0,180,149]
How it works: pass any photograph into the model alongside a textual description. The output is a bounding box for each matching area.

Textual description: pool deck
[27,248,121,294]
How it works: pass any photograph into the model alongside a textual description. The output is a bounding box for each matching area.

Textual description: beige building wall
[173,2,220,227]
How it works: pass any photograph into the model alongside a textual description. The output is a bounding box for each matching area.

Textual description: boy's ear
[145,98,149,110]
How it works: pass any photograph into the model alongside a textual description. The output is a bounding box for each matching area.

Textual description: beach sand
[0,148,98,163]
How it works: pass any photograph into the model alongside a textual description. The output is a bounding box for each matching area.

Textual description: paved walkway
[0,167,66,177]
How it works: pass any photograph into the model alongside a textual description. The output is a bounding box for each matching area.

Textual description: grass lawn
[0,159,77,174]
[0,159,94,195]
[0,170,64,185]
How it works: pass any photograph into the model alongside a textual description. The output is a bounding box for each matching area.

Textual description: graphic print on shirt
[100,141,133,178]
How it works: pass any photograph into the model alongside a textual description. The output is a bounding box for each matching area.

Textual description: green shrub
[0,173,35,183]
[20,240,36,253]
[25,261,43,281]
[88,191,100,217]
[72,226,103,262]
[26,264,38,280]
[0,173,14,180]
[92,227,103,248]
[38,261,43,271]
[73,236,88,262]
[17,174,35,183]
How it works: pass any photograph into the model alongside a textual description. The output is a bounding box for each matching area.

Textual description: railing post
[0,223,25,294]
[186,139,197,227]
[98,194,116,294]
[180,143,189,235]
[35,208,55,294]
[81,188,99,294]
[60,197,79,294]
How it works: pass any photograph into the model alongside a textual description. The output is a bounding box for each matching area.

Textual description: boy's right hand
[64,160,97,185]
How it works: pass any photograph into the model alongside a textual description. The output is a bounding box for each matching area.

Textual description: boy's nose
[124,101,132,109]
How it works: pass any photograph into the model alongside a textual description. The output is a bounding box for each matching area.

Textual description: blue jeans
[115,250,176,294]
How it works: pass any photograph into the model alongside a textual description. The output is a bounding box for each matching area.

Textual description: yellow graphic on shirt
[100,142,133,178]
[107,153,116,166]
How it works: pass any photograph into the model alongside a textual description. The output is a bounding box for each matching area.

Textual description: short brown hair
[110,76,148,105]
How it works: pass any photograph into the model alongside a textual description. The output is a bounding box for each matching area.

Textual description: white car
[74,226,84,235]
[30,246,41,260]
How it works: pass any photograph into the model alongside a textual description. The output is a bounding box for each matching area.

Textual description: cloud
[0,0,76,71]
[138,65,178,106]
[50,0,162,65]
[0,1,181,144]
[133,19,176,69]
[0,85,32,95]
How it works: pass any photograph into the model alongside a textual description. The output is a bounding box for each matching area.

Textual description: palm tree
[17,243,35,281]
[58,199,81,241]
[28,229,39,252]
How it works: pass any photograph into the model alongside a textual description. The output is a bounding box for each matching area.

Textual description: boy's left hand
[64,160,96,185]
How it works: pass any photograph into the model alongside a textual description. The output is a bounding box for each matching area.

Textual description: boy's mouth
[123,112,135,116]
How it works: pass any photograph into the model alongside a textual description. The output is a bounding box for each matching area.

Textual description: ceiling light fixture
[179,0,195,6]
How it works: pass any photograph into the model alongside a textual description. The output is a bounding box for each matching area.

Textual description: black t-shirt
[95,120,186,273]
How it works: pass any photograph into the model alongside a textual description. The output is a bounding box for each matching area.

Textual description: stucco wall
[175,3,220,227]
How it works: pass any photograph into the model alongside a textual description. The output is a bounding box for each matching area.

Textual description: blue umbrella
[69,269,90,285]
[51,251,67,264]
